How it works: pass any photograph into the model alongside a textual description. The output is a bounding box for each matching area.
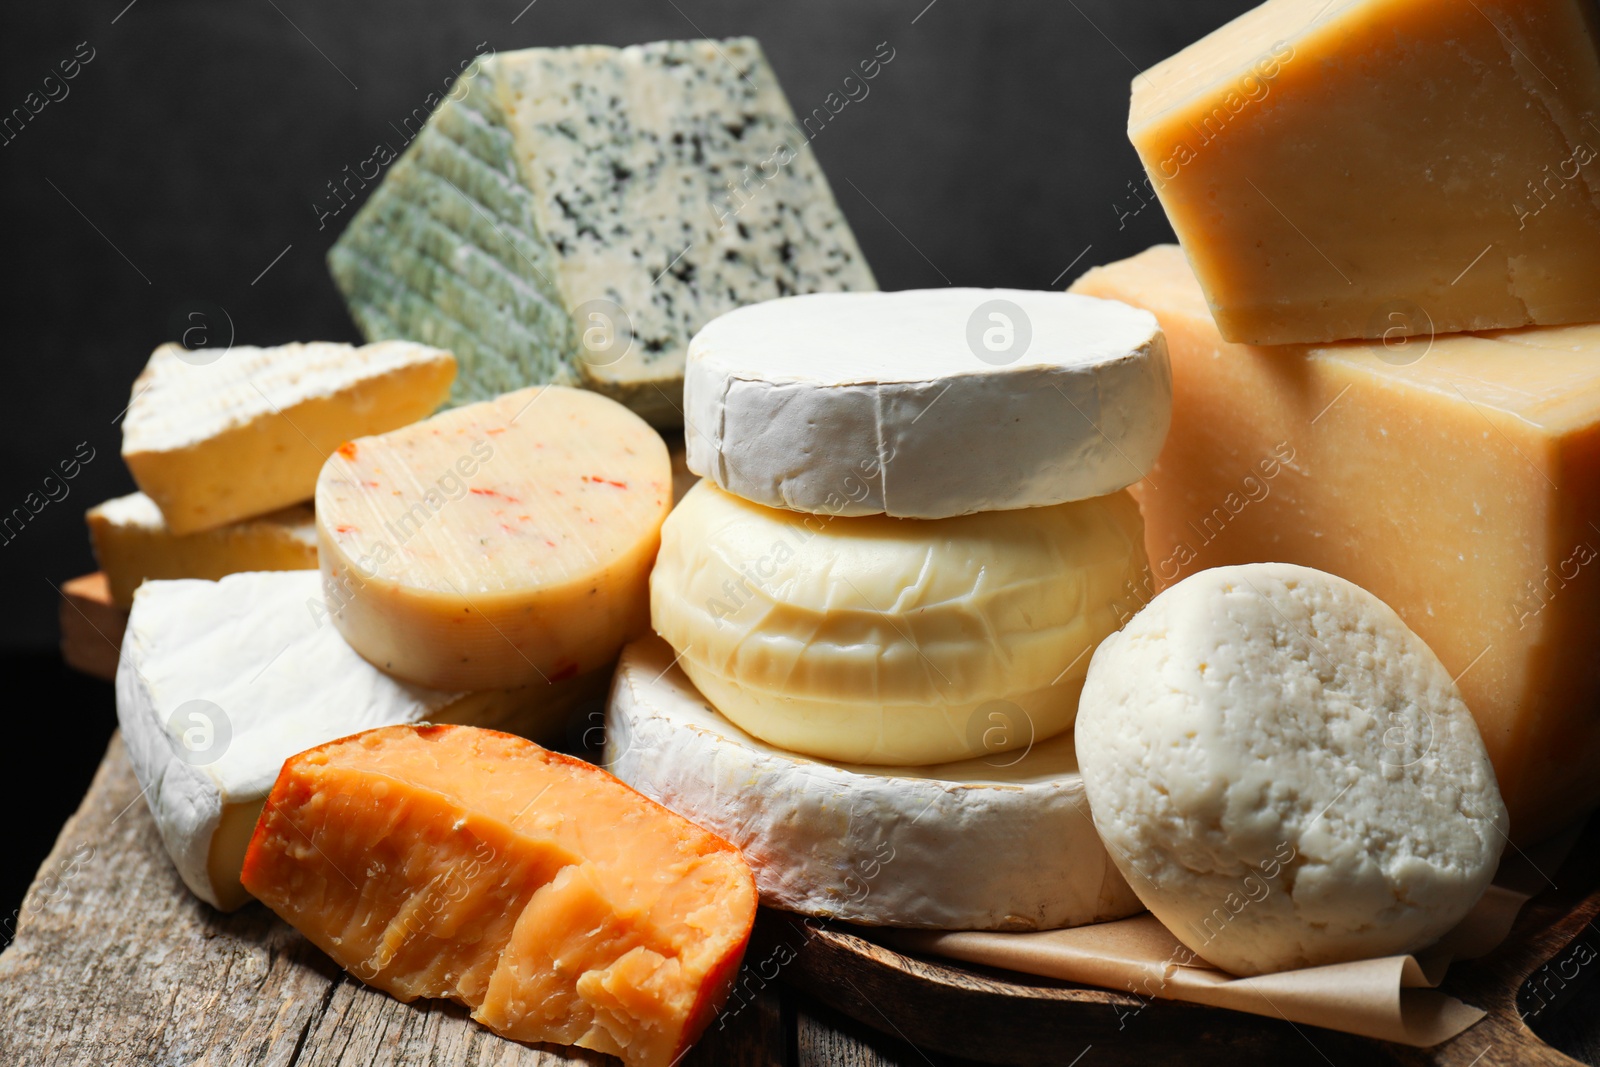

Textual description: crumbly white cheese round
[650,480,1147,765]
[1075,563,1508,976]
[604,636,1143,930]
[683,288,1170,518]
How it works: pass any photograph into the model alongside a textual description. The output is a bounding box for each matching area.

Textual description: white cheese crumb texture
[1075,562,1508,976]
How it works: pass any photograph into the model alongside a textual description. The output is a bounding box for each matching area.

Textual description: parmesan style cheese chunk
[1076,563,1508,976]
[88,492,317,608]
[329,38,875,425]
[650,480,1147,765]
[684,289,1171,518]
[241,724,757,1067]
[1073,244,1600,843]
[122,341,455,534]
[1130,0,1600,344]
[606,636,1142,930]
[317,385,671,691]
[116,571,597,911]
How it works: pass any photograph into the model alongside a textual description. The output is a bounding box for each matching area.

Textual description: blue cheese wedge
[329,38,876,426]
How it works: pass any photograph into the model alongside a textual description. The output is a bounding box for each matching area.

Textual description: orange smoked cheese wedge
[241,724,757,1067]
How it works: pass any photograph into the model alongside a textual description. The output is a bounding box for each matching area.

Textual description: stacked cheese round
[611,289,1172,928]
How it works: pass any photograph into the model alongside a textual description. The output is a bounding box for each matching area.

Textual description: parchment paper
[886,827,1577,1047]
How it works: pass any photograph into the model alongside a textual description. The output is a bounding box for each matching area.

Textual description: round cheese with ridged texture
[317,385,671,690]
[650,480,1147,765]
[1075,563,1509,976]
[683,289,1170,518]
[605,636,1143,930]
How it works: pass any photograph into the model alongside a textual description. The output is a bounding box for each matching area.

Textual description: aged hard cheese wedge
[329,38,875,425]
[651,480,1147,765]
[1072,244,1600,843]
[241,724,757,1067]
[88,491,317,608]
[1077,564,1507,975]
[115,571,597,911]
[685,289,1170,517]
[317,385,670,691]
[607,636,1142,930]
[1130,0,1600,344]
[122,341,455,534]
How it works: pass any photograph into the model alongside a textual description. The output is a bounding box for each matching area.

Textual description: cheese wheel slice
[684,289,1170,518]
[241,724,757,1067]
[316,385,671,690]
[650,480,1148,764]
[115,570,598,911]
[606,636,1143,930]
[122,341,456,534]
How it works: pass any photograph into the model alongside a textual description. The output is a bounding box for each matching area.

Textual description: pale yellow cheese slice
[650,480,1147,765]
[316,385,671,691]
[87,491,317,608]
[1072,244,1600,844]
[122,341,456,534]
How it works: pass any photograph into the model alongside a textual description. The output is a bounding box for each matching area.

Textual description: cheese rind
[87,492,317,608]
[115,571,597,911]
[650,480,1147,765]
[684,289,1171,518]
[330,38,876,425]
[1130,0,1600,344]
[1071,244,1600,844]
[606,636,1142,930]
[1076,563,1507,975]
[240,724,757,1067]
[122,341,455,534]
[316,385,671,691]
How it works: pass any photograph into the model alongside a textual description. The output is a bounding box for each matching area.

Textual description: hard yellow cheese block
[317,385,671,691]
[122,341,456,534]
[87,491,317,608]
[1130,0,1600,344]
[1072,244,1600,843]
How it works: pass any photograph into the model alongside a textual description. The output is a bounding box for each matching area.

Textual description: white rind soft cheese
[684,289,1170,518]
[650,480,1148,765]
[605,636,1142,930]
[122,340,455,534]
[1075,563,1509,976]
[116,570,599,911]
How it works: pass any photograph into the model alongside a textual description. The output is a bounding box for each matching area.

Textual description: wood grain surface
[0,734,912,1067]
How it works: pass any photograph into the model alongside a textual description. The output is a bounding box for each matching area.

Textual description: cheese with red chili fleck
[315,385,671,690]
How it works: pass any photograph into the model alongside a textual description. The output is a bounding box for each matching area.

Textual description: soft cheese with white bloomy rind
[685,289,1170,518]
[605,636,1142,930]
[1075,563,1508,976]
[87,492,318,608]
[115,570,599,911]
[316,385,671,692]
[121,341,455,534]
[650,480,1148,765]
[329,38,876,426]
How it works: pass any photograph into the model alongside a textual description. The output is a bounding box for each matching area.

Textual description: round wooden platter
[749,816,1600,1067]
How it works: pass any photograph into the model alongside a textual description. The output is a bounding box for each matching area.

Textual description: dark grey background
[0,0,1252,920]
